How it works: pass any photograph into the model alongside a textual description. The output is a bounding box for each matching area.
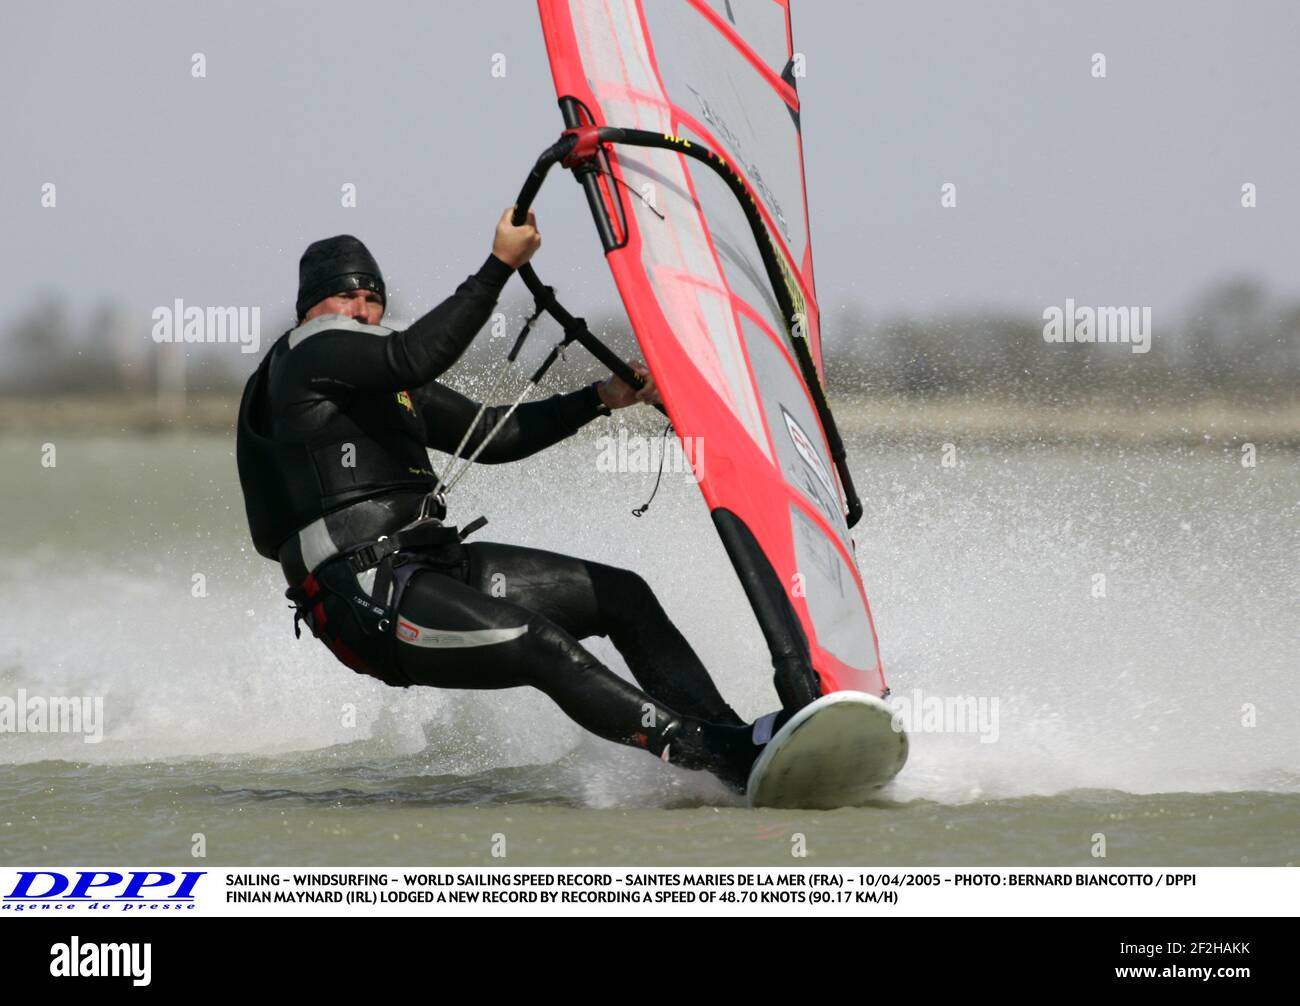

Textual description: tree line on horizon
[2,277,1296,402]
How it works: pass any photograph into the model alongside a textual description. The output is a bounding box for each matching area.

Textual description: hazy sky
[4,0,1298,345]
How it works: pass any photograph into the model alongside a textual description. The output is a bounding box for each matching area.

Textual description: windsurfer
[236,210,781,793]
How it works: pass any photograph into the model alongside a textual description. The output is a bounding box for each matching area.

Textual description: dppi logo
[3,871,204,911]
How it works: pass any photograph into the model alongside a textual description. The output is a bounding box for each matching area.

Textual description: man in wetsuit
[237,209,780,792]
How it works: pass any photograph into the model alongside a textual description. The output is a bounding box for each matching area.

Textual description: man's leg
[390,565,759,790]
[462,541,746,726]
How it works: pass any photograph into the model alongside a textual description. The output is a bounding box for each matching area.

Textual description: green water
[1,430,1296,866]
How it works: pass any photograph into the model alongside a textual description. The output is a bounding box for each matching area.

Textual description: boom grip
[507,132,661,412]
[511,136,575,226]
[517,262,659,410]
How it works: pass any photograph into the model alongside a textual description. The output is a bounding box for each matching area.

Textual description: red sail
[538,0,886,698]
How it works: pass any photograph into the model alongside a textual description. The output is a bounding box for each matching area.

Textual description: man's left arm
[414,380,612,463]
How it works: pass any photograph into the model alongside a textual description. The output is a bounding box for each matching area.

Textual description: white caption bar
[0,867,1294,916]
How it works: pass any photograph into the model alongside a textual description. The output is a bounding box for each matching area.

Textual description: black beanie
[295,235,386,321]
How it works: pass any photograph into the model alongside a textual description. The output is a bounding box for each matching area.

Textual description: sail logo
[396,390,415,414]
[685,85,791,243]
[782,409,836,505]
[151,299,261,354]
[1042,299,1152,354]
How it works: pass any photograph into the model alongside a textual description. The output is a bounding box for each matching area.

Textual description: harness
[284,494,490,683]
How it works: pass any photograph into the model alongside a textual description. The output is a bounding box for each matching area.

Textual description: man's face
[304,289,384,325]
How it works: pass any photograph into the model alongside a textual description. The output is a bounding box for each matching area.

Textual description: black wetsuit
[237,254,764,790]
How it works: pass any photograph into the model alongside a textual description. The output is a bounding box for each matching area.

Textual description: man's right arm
[300,254,513,395]
[298,207,541,395]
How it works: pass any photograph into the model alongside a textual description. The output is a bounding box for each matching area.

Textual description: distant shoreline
[2,392,1297,448]
[832,395,1300,449]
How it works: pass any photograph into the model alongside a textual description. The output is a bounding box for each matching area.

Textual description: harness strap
[286,516,490,642]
